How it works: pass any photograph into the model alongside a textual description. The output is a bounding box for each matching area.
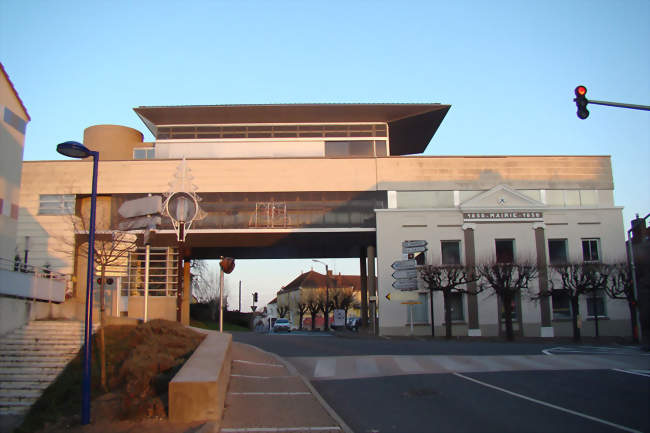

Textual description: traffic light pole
[587,99,650,111]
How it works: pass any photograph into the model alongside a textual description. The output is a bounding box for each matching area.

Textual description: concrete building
[16,103,630,337]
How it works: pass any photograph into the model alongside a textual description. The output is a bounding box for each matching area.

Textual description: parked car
[273,318,291,332]
[346,317,361,331]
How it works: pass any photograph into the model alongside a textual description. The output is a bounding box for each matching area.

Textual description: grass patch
[16,320,204,433]
[190,319,250,332]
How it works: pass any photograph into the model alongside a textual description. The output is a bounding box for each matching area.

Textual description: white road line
[230,374,296,379]
[314,358,336,378]
[355,357,379,376]
[233,359,284,367]
[453,372,642,433]
[221,427,341,432]
[228,392,312,396]
[393,356,424,373]
[612,368,650,378]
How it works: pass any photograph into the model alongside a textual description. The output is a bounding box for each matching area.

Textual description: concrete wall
[0,296,83,336]
[127,296,176,321]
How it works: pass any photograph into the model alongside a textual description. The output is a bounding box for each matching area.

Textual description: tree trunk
[503,294,515,341]
[443,291,452,339]
[592,292,600,339]
[430,289,435,338]
[571,296,581,342]
[310,312,316,331]
[629,301,639,344]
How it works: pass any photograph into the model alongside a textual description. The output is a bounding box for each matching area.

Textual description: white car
[273,318,291,332]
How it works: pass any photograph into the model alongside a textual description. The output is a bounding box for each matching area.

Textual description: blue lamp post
[56,141,99,425]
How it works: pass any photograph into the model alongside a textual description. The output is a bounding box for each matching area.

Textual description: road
[231,332,650,433]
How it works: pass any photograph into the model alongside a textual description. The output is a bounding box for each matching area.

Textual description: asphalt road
[230,332,650,433]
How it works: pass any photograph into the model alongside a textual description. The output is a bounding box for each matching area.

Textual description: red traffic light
[575,85,587,97]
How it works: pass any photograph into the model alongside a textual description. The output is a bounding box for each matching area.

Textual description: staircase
[0,320,89,419]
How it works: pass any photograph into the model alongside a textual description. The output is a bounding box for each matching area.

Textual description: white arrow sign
[391,259,417,270]
[392,279,418,290]
[402,240,428,248]
[392,269,418,280]
[403,245,428,254]
[385,291,420,302]
[118,196,162,219]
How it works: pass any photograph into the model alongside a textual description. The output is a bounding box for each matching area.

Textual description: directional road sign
[392,279,418,290]
[403,245,428,254]
[118,196,162,219]
[402,240,428,248]
[385,291,419,302]
[392,269,418,280]
[391,259,416,270]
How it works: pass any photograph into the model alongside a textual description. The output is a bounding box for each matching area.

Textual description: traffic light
[574,85,589,119]
[253,292,258,303]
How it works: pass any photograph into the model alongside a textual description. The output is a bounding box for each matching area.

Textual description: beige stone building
[16,103,630,337]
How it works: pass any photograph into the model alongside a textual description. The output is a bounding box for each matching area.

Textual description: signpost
[385,291,419,302]
[392,279,419,290]
[392,269,418,280]
[391,259,417,270]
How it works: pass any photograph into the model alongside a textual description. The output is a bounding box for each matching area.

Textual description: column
[463,223,481,336]
[360,247,368,328]
[367,245,377,335]
[182,260,191,326]
[534,222,553,337]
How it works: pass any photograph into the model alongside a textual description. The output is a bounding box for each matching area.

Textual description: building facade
[16,103,630,337]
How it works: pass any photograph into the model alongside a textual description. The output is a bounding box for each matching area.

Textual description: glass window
[409,293,429,324]
[582,239,600,262]
[552,290,572,319]
[495,239,515,263]
[587,291,606,317]
[441,241,461,265]
[38,194,75,215]
[133,147,155,160]
[449,292,464,321]
[548,239,568,265]
[375,140,387,156]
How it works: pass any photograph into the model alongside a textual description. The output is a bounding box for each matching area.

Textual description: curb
[239,343,354,433]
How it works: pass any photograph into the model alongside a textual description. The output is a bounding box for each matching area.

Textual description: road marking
[612,368,650,378]
[233,359,284,367]
[230,374,296,379]
[355,357,379,376]
[393,356,424,373]
[314,358,336,378]
[221,427,341,432]
[453,372,642,433]
[228,392,311,396]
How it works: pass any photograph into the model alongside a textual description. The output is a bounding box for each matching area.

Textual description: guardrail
[0,258,67,302]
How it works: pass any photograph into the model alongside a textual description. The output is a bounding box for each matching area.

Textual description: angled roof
[134,103,450,155]
[0,63,31,121]
[279,270,361,293]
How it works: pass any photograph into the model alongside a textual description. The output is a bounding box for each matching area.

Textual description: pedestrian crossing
[286,354,650,381]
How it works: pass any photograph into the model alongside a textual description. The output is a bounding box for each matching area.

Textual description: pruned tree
[305,291,321,331]
[478,261,538,341]
[296,294,309,330]
[605,263,639,343]
[316,288,334,330]
[330,287,356,323]
[277,300,290,318]
[419,265,480,339]
[191,259,217,303]
[547,263,610,342]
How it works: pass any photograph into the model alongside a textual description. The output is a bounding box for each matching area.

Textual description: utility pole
[239,280,242,312]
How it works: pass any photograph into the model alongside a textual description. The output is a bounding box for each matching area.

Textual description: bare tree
[305,291,321,331]
[478,262,538,341]
[296,294,309,330]
[316,288,334,331]
[605,263,639,343]
[330,287,356,323]
[547,263,610,342]
[277,300,290,318]
[419,265,480,339]
[191,260,217,303]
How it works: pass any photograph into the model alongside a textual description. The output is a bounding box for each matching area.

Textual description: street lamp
[57,141,99,426]
[312,259,330,331]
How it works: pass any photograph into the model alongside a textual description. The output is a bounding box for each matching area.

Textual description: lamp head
[57,141,93,159]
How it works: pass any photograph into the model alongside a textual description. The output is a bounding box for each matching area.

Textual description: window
[495,239,515,263]
[325,141,374,157]
[38,194,75,215]
[582,238,600,262]
[448,292,464,321]
[133,147,155,160]
[552,290,572,319]
[548,239,568,265]
[587,291,607,317]
[441,241,461,265]
[409,293,429,324]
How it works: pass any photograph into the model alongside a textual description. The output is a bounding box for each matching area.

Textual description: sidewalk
[219,342,350,433]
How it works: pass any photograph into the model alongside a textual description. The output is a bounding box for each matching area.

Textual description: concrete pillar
[367,245,377,334]
[534,222,553,337]
[463,223,481,336]
[359,247,368,328]
[182,260,191,326]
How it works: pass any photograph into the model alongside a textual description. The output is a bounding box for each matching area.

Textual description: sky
[1,0,648,311]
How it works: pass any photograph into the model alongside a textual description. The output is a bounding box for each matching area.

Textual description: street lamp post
[312,259,330,331]
[56,141,99,426]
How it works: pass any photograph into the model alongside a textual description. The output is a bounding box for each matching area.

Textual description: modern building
[16,103,630,337]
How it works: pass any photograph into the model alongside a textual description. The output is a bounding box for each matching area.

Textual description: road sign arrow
[403,245,428,254]
[392,269,418,280]
[402,240,428,248]
[391,279,418,290]
[391,259,416,270]
[385,291,420,302]
[118,196,162,219]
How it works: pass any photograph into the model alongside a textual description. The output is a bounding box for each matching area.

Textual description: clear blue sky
[2,0,648,310]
